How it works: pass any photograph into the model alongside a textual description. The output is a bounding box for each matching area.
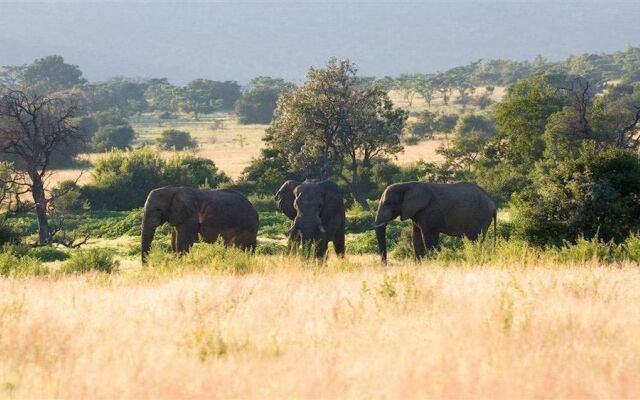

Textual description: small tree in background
[157,129,198,150]
[235,77,293,124]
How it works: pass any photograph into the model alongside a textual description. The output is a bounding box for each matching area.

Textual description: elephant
[275,179,345,258]
[141,186,259,262]
[374,182,497,263]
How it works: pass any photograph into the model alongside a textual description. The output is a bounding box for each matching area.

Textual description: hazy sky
[1,1,639,84]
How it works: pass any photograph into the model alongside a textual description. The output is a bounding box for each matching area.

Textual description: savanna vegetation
[1,46,640,398]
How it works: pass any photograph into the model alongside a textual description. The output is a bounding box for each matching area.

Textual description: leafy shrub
[0,224,22,246]
[256,242,287,255]
[552,236,621,264]
[83,148,228,210]
[27,246,69,262]
[148,241,255,274]
[248,195,278,212]
[258,211,290,239]
[345,210,375,233]
[623,234,640,262]
[513,142,640,245]
[235,77,292,124]
[0,253,48,277]
[347,231,378,254]
[91,125,136,152]
[453,113,496,137]
[61,249,119,274]
[157,129,198,150]
[50,180,90,214]
[434,113,459,133]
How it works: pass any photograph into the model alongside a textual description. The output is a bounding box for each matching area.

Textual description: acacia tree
[268,59,406,209]
[0,90,82,245]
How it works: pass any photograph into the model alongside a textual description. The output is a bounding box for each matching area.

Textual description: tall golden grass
[1,254,638,398]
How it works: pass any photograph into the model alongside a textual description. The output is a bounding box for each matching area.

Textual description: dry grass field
[1,256,638,399]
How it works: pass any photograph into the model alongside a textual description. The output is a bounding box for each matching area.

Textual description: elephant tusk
[318,225,326,233]
[374,223,387,228]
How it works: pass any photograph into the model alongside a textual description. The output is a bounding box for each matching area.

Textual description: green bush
[248,195,278,212]
[91,124,136,152]
[83,148,228,210]
[513,143,640,246]
[552,236,621,264]
[27,246,70,262]
[347,231,379,254]
[256,242,287,255]
[157,129,198,150]
[0,253,48,278]
[345,210,375,233]
[623,234,640,262]
[61,249,119,274]
[50,180,90,214]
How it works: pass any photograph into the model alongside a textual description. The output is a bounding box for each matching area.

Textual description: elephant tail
[493,210,497,248]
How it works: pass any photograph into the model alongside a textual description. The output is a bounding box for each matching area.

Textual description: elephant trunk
[375,224,388,263]
[141,216,159,264]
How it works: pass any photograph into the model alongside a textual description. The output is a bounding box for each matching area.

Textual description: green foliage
[157,129,198,150]
[0,253,48,278]
[247,195,278,212]
[513,142,640,246]
[91,124,136,152]
[50,180,90,214]
[27,246,70,262]
[623,234,640,262]
[84,148,228,210]
[147,241,255,274]
[235,77,293,124]
[179,79,240,119]
[61,249,119,274]
[494,75,566,170]
[434,113,459,133]
[552,236,621,264]
[263,58,407,207]
[256,242,287,255]
[21,55,86,95]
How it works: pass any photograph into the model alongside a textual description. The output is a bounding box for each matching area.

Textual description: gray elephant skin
[141,186,259,262]
[374,182,497,262]
[275,179,346,258]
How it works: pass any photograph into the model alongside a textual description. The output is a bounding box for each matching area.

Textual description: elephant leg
[171,227,177,252]
[315,239,328,259]
[412,223,427,259]
[333,231,345,257]
[424,231,440,252]
[175,222,199,254]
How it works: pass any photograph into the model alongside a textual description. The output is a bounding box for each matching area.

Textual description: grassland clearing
[1,257,638,398]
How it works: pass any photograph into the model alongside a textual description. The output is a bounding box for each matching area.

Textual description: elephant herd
[141,180,497,263]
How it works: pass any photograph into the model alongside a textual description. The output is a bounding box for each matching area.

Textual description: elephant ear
[400,184,432,220]
[318,180,343,220]
[169,188,196,225]
[276,180,300,220]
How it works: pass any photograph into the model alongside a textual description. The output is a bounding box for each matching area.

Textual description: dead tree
[0,90,82,245]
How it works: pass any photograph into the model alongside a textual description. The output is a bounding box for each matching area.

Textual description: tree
[0,90,82,244]
[180,79,224,120]
[493,75,565,171]
[267,59,406,209]
[235,77,293,124]
[21,55,86,95]
[513,142,640,245]
[156,129,198,150]
[91,125,135,152]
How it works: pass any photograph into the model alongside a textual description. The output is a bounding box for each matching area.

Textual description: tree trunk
[352,189,369,211]
[30,170,49,245]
